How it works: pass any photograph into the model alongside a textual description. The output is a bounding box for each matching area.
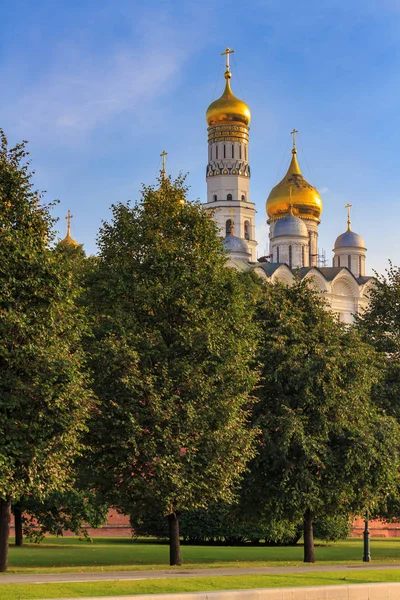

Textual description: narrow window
[241,194,245,201]
[359,255,362,276]
[224,144,226,158]
[301,246,305,267]
[226,219,232,236]
[289,245,292,268]
[216,146,218,159]
[338,255,341,267]
[232,144,234,158]
[227,193,232,201]
[276,246,279,263]
[348,255,351,270]
[213,194,217,202]
[209,147,211,161]
[244,220,250,241]
[308,232,312,264]
[239,145,242,159]
[244,146,247,160]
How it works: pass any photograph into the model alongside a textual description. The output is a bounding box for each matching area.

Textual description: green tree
[356,263,400,418]
[13,490,108,544]
[356,263,400,522]
[246,280,400,562]
[83,175,258,565]
[0,132,93,571]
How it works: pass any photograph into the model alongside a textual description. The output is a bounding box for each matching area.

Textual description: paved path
[1,563,400,585]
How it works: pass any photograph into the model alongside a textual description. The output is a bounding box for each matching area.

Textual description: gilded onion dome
[206,70,251,128]
[59,210,79,248]
[266,149,322,223]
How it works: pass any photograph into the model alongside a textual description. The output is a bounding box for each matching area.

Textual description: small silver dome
[334,229,365,249]
[223,234,250,256]
[273,214,308,239]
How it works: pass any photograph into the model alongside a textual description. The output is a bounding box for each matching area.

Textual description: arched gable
[359,278,376,300]
[303,268,330,293]
[331,270,360,298]
[271,265,295,286]
[253,267,268,280]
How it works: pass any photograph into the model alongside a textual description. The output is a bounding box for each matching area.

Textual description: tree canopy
[245,279,400,562]
[83,175,259,564]
[0,132,93,570]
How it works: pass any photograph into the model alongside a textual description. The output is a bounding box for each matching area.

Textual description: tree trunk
[14,505,23,547]
[167,512,182,566]
[303,508,315,563]
[0,499,11,572]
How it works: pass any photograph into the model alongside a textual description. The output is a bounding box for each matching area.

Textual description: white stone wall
[333,247,366,277]
[271,237,310,268]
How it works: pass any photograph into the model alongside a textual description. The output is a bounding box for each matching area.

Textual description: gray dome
[223,234,250,255]
[334,229,365,250]
[273,214,308,239]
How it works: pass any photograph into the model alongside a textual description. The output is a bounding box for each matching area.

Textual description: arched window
[244,220,250,241]
[289,245,292,268]
[226,219,232,236]
[232,144,234,158]
[224,144,226,158]
[276,246,280,263]
[301,246,305,267]
[239,145,242,159]
[241,194,245,201]
[338,255,341,267]
[227,193,233,201]
[213,194,217,202]
[359,255,362,276]
[244,146,247,160]
[216,146,218,159]
[348,255,351,270]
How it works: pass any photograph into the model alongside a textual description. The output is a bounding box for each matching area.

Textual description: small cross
[221,47,235,71]
[160,150,167,178]
[290,129,298,151]
[345,203,352,231]
[66,210,73,235]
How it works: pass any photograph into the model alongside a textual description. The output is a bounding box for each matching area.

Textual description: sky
[1,0,400,273]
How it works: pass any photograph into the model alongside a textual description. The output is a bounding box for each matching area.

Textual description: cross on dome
[160,150,167,179]
[221,47,235,72]
[345,202,352,231]
[66,209,73,236]
[290,129,298,153]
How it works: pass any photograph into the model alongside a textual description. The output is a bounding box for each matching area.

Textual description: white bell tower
[203,48,257,261]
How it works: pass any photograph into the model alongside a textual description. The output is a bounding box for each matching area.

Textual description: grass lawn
[2,570,400,599]
[4,537,400,573]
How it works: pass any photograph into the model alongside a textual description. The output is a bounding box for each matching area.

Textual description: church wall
[333,249,366,277]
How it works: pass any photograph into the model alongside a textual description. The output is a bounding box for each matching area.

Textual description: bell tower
[203,48,257,261]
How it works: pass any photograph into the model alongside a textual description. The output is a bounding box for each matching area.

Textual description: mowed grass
[3,570,400,599]
[4,537,400,573]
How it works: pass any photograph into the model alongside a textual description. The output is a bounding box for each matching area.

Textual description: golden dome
[206,71,251,127]
[266,149,322,223]
[59,210,80,248]
[59,232,79,248]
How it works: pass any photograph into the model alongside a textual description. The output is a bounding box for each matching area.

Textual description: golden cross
[66,210,73,236]
[290,129,298,151]
[345,202,352,231]
[160,150,167,179]
[221,47,235,71]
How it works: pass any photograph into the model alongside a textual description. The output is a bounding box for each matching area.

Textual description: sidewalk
[1,563,400,585]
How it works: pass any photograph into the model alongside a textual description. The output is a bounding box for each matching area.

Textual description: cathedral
[60,48,375,325]
[203,49,374,324]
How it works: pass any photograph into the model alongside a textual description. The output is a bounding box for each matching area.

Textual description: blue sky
[1,0,400,273]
